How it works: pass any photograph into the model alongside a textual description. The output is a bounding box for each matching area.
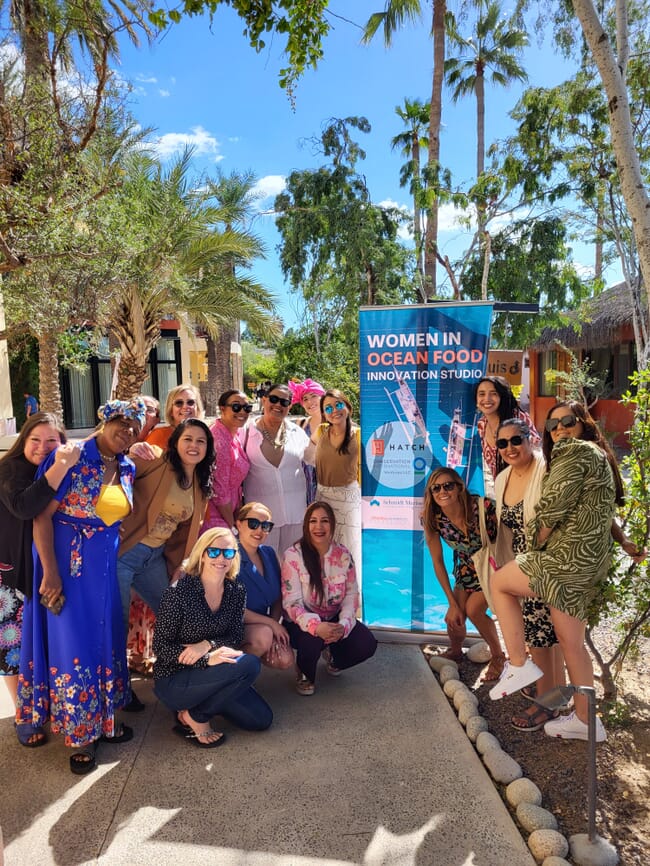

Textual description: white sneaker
[488,658,543,700]
[544,710,607,742]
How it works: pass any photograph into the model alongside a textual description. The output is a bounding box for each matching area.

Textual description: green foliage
[148,0,330,94]
[459,216,588,346]
[543,344,607,405]
[587,368,650,701]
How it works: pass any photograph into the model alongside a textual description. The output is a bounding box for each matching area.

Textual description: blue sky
[115,2,591,329]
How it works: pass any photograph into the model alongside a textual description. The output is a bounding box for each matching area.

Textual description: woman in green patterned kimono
[486,410,617,742]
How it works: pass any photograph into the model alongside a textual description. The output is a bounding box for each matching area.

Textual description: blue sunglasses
[205,547,237,560]
[324,401,346,414]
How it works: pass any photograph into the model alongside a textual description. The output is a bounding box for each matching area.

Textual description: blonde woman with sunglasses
[152,527,272,748]
[421,467,506,680]
[146,384,205,450]
[236,502,293,669]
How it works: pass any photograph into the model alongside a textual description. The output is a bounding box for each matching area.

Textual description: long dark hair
[421,467,476,537]
[3,412,67,462]
[320,388,354,454]
[167,419,215,497]
[474,376,520,423]
[299,501,337,604]
[542,401,625,506]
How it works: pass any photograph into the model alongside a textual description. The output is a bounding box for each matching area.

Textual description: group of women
[0,378,375,772]
[423,375,643,743]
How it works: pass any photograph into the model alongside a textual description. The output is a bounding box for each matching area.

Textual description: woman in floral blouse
[17,399,145,775]
[281,501,377,696]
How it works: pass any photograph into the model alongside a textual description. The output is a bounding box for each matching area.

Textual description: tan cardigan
[118,450,208,575]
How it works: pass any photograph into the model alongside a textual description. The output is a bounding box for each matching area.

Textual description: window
[538,350,558,397]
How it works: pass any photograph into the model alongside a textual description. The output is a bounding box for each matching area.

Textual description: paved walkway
[0,643,534,866]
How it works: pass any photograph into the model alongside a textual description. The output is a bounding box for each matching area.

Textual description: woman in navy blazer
[236,502,294,669]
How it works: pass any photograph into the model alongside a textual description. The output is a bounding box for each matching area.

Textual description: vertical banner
[359,303,493,631]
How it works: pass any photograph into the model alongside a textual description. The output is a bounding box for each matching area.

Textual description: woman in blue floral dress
[17,399,145,774]
[421,467,506,681]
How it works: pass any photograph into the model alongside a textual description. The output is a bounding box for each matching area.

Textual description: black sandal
[100,723,133,744]
[70,740,98,775]
[511,705,559,732]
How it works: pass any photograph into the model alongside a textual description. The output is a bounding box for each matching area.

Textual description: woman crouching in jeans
[153,527,272,748]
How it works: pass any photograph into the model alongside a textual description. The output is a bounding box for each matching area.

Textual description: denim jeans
[116,542,170,635]
[284,617,377,683]
[154,654,273,730]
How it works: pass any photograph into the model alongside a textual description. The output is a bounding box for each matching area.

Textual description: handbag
[471,497,506,610]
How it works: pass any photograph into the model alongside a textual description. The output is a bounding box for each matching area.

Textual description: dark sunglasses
[324,401,346,414]
[227,402,253,414]
[545,414,578,432]
[244,517,274,532]
[431,481,459,493]
[267,394,291,407]
[173,399,196,408]
[496,434,528,449]
[205,547,236,560]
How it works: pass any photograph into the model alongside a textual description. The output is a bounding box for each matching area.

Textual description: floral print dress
[17,438,135,746]
[438,497,497,592]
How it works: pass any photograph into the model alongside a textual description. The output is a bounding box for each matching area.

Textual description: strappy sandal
[70,740,98,775]
[15,721,47,748]
[480,654,506,682]
[100,723,133,744]
[438,648,464,662]
[173,711,226,749]
[511,704,559,732]
[521,683,537,701]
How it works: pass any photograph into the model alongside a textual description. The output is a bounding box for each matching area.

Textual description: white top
[240,421,315,527]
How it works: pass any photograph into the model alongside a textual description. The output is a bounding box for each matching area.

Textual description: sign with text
[359,303,493,631]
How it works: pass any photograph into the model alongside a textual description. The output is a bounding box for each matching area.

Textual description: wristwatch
[207,639,218,652]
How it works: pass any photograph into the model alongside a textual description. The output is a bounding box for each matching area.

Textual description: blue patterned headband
[98,398,146,430]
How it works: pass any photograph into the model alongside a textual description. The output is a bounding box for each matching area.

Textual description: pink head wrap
[287,378,326,406]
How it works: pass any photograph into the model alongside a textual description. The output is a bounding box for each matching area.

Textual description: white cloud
[252,175,286,201]
[136,74,158,84]
[151,126,222,161]
[574,262,595,279]
[158,89,170,98]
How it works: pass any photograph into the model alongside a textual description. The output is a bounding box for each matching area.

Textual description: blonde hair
[236,501,272,522]
[183,527,240,580]
[163,384,205,426]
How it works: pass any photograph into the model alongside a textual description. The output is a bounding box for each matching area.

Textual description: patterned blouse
[203,419,250,530]
[438,497,497,592]
[153,574,246,679]
[281,541,359,638]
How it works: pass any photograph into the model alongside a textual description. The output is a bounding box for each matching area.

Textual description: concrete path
[0,643,534,866]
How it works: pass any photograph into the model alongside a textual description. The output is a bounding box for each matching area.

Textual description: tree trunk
[114,354,147,400]
[37,327,63,419]
[572,0,650,343]
[206,323,239,409]
[412,138,424,282]
[423,0,446,298]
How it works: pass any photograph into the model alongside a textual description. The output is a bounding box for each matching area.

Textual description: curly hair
[421,467,476,538]
[474,376,520,423]
[166,419,215,498]
[542,401,625,505]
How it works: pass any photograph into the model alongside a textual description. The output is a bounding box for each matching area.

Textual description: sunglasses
[205,547,237,560]
[545,414,578,432]
[324,401,346,414]
[267,394,291,407]
[244,517,274,532]
[173,399,196,408]
[496,434,528,449]
[227,402,253,414]
[431,481,459,493]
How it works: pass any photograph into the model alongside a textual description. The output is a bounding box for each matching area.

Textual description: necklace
[260,421,286,450]
[98,448,117,463]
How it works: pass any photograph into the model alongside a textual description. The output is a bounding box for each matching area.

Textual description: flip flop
[15,722,47,749]
[100,724,133,744]
[70,740,98,775]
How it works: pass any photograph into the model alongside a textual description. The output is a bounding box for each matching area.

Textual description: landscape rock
[475,731,501,754]
[439,665,460,684]
[466,641,492,663]
[465,715,489,741]
[506,778,543,808]
[453,686,478,709]
[428,655,459,673]
[528,829,569,863]
[443,678,465,698]
[483,747,523,784]
[540,859,572,866]
[569,833,619,866]
[517,802,559,833]
[457,699,481,726]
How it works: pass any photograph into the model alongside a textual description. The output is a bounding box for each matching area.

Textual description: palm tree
[364,0,447,298]
[102,152,277,400]
[391,98,430,287]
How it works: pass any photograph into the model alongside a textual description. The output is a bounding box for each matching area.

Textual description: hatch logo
[371,439,385,456]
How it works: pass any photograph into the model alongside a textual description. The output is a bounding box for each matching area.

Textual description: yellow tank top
[95,484,130,526]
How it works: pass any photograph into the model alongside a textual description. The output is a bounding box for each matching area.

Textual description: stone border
[427,652,575,866]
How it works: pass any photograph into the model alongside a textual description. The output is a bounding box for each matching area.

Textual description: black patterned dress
[438,497,497,592]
